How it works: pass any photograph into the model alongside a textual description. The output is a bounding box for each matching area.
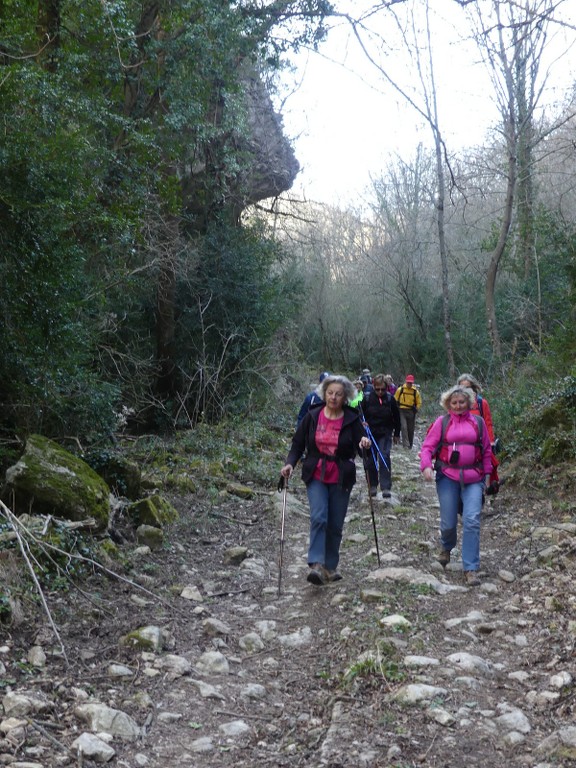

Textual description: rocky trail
[2,439,576,768]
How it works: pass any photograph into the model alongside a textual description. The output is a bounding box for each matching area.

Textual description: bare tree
[465,0,565,358]
[369,146,438,339]
[343,0,457,376]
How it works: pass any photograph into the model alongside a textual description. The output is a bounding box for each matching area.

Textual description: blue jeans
[306,480,351,570]
[366,432,392,491]
[436,473,483,571]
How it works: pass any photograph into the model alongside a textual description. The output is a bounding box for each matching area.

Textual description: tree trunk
[37,0,60,70]
[514,39,535,281]
[433,127,455,379]
[154,215,179,401]
[486,145,516,360]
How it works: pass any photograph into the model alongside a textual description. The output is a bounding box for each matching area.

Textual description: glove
[485,481,499,496]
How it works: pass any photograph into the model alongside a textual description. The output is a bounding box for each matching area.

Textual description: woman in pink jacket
[420,385,493,586]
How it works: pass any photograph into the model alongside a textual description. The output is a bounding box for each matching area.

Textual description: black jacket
[362,391,401,438]
[286,404,365,492]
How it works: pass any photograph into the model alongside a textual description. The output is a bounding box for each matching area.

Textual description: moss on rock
[135,524,164,550]
[540,431,575,466]
[127,495,179,528]
[3,435,110,530]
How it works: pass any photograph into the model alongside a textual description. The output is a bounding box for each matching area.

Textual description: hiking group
[282,369,499,588]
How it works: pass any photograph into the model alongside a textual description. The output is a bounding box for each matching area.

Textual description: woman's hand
[280,464,293,479]
[422,467,434,482]
[359,437,371,450]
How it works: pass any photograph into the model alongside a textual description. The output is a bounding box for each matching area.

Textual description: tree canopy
[1,0,576,455]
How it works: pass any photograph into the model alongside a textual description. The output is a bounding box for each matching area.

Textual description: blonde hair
[439,385,475,411]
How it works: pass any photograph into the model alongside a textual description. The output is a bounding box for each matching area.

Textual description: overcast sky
[277,0,576,207]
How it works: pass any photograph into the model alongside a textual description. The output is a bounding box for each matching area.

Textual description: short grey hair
[457,373,482,394]
[316,374,358,404]
[440,385,475,411]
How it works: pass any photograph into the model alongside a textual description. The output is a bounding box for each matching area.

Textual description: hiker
[457,373,500,495]
[384,374,397,396]
[362,374,401,498]
[394,374,422,449]
[349,379,365,409]
[360,369,374,395]
[419,384,493,587]
[457,373,495,444]
[280,375,371,585]
[296,371,330,426]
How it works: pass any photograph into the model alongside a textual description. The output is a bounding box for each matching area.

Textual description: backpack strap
[397,386,416,407]
[476,395,484,418]
[434,414,484,476]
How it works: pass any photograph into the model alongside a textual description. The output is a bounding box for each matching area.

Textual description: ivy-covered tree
[0,0,332,442]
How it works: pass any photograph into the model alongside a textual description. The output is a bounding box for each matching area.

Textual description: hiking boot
[369,486,378,498]
[464,570,481,587]
[381,490,391,498]
[307,563,327,585]
[437,548,451,567]
[326,569,343,583]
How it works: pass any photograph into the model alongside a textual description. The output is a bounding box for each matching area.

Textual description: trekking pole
[362,448,381,566]
[277,474,288,597]
[364,423,390,472]
[358,405,390,472]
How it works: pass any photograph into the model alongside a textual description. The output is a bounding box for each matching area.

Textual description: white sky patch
[276,0,576,206]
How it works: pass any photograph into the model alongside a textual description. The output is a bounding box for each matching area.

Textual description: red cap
[405,374,415,383]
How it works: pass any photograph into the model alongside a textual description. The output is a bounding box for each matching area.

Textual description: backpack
[397,385,418,410]
[432,413,484,472]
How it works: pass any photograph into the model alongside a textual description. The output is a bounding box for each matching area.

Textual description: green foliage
[343,640,406,688]
[0,0,331,441]
[174,220,304,424]
[122,405,293,490]
[0,518,99,596]
[489,361,576,465]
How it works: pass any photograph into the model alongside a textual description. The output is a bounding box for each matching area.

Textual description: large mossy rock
[127,494,179,528]
[535,399,576,431]
[3,435,110,529]
[540,431,574,466]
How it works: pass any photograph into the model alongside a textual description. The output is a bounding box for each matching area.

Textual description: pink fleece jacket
[420,411,493,484]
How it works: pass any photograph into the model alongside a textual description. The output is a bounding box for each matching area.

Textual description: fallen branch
[0,501,182,634]
[206,587,251,598]
[1,503,69,666]
[29,719,71,754]
[208,511,257,526]
[214,709,274,722]
[3,502,176,605]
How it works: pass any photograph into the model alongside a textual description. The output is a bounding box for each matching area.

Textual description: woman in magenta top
[420,384,492,586]
[281,375,370,585]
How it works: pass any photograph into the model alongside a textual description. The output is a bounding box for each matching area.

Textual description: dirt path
[2,442,576,767]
